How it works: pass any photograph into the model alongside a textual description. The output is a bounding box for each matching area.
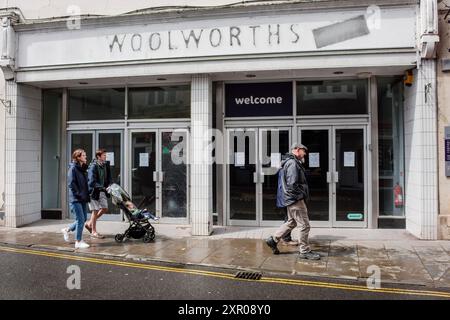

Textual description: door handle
[160,171,164,182]
[260,173,265,184]
[153,171,158,182]
[253,172,258,184]
[334,172,339,183]
[326,172,331,183]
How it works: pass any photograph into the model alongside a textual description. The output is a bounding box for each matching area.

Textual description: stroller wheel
[143,230,155,243]
[115,234,124,243]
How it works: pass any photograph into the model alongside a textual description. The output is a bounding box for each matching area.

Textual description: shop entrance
[68,130,123,220]
[299,126,367,227]
[226,127,291,226]
[129,129,188,223]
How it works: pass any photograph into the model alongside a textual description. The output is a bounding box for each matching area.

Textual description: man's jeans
[68,202,88,241]
[274,199,311,253]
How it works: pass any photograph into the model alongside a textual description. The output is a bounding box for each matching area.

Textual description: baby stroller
[106,183,157,243]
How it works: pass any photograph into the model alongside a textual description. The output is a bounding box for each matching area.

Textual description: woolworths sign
[17,6,416,68]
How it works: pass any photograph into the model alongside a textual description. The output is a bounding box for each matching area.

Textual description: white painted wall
[4,82,42,227]
[0,70,4,213]
[404,60,439,239]
[437,9,450,239]
[0,0,341,19]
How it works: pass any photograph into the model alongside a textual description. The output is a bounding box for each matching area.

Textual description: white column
[190,74,213,236]
[404,60,438,239]
[0,77,5,220]
[4,81,42,227]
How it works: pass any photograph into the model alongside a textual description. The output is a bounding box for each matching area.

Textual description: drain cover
[234,271,262,280]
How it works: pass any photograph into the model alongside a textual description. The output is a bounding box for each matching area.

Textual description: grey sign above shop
[225,82,293,117]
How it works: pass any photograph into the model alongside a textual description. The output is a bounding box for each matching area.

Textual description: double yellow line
[1,245,449,299]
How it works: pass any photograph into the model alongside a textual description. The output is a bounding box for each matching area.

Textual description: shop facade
[0,0,443,238]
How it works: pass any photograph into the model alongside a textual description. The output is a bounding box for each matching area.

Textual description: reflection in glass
[378,78,405,216]
[128,86,190,119]
[297,80,367,115]
[229,130,256,220]
[68,88,125,121]
[301,130,330,221]
[98,133,121,215]
[71,133,93,161]
[261,130,289,221]
[161,131,187,218]
[335,129,365,222]
[131,132,156,215]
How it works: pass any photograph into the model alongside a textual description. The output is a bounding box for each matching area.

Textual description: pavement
[0,219,449,289]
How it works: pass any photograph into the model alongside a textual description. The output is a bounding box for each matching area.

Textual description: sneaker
[299,251,321,260]
[75,241,90,249]
[265,236,280,255]
[61,228,70,242]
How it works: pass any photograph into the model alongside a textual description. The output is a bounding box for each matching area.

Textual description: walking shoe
[265,236,280,255]
[75,241,90,249]
[299,251,321,260]
[61,228,70,242]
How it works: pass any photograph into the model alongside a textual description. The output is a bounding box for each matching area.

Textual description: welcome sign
[225,82,293,117]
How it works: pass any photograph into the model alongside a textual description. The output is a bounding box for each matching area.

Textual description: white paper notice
[271,153,281,168]
[235,152,245,166]
[139,153,149,167]
[344,152,355,167]
[106,152,115,166]
[309,153,320,168]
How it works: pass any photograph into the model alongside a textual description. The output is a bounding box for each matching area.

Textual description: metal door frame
[298,125,368,228]
[67,129,124,221]
[225,127,291,227]
[298,126,333,228]
[128,128,190,225]
[258,127,292,227]
[331,125,368,228]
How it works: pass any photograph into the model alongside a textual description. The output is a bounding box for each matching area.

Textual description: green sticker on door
[347,213,363,220]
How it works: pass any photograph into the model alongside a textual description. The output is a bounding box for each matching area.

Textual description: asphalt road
[0,245,449,302]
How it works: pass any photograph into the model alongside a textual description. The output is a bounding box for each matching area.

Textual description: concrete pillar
[404,60,439,239]
[0,75,5,218]
[190,74,213,236]
[4,81,42,227]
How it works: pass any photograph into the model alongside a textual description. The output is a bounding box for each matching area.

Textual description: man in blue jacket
[266,143,320,260]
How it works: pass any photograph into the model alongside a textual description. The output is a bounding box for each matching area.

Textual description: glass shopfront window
[297,79,368,115]
[42,90,62,209]
[377,77,405,217]
[128,86,190,119]
[68,88,125,121]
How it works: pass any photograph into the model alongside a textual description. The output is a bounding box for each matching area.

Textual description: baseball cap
[291,142,308,151]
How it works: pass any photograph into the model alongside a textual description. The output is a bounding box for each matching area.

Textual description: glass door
[129,129,189,223]
[226,127,290,227]
[259,128,291,226]
[160,130,188,221]
[332,127,366,227]
[68,130,123,220]
[130,131,157,216]
[299,128,332,227]
[299,126,367,228]
[227,128,257,226]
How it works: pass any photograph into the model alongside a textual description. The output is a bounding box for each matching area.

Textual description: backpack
[276,166,286,208]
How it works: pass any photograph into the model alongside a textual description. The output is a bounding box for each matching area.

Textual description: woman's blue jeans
[68,202,88,241]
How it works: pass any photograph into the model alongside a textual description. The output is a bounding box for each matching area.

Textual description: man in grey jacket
[266,143,320,260]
